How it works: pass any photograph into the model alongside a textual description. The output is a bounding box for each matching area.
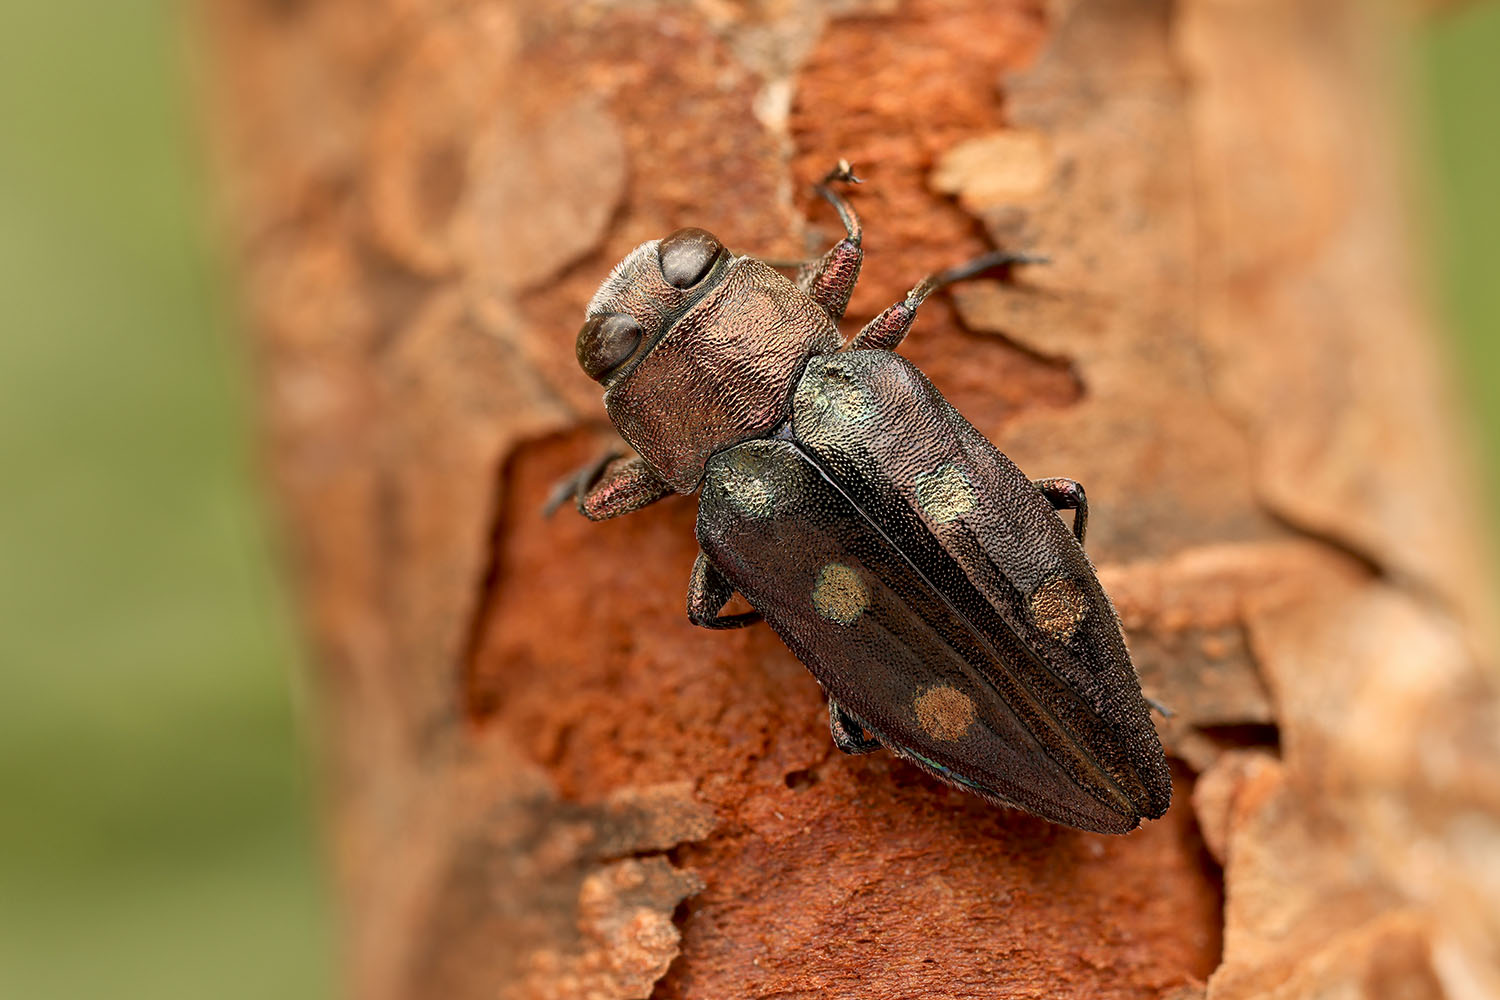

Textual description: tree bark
[203,0,1499,997]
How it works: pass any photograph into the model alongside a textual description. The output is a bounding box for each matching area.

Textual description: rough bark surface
[203,0,1500,998]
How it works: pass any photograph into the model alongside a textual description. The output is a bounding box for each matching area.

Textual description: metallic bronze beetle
[561,164,1170,834]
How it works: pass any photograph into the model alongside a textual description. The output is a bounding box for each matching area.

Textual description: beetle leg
[828,699,882,755]
[1032,477,1089,545]
[846,249,1048,352]
[687,552,762,629]
[542,449,617,517]
[796,161,865,322]
[544,452,674,522]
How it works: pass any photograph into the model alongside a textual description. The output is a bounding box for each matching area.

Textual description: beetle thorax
[600,255,840,493]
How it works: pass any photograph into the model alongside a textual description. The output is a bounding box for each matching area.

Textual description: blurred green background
[1425,2,1500,511]
[0,1,331,998]
[0,2,1494,998]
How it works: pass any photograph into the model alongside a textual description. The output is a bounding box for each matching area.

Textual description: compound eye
[658,227,724,288]
[576,313,644,382]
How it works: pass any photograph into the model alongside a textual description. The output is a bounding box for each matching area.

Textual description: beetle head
[577,226,840,492]
[575,228,729,385]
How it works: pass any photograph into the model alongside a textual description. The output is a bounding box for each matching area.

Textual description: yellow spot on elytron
[811,365,876,423]
[812,562,868,625]
[724,469,775,518]
[718,449,778,518]
[914,685,976,741]
[914,463,975,524]
[1029,577,1090,642]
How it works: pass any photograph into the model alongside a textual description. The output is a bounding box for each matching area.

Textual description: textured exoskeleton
[566,166,1170,834]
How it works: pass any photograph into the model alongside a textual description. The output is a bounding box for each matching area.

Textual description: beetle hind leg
[1033,477,1088,545]
[687,552,762,629]
[829,699,881,755]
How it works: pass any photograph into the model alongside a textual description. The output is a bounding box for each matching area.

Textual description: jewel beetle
[560,163,1171,834]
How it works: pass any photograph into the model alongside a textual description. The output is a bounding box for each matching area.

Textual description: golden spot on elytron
[812,562,868,625]
[1029,576,1090,642]
[914,463,975,524]
[811,366,876,423]
[914,685,977,741]
[723,468,776,518]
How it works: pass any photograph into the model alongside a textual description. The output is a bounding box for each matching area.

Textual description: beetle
[559,163,1171,834]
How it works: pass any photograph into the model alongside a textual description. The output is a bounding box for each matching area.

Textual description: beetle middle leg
[846,249,1047,352]
[687,552,762,629]
[795,160,865,322]
[1033,477,1089,545]
[828,699,881,754]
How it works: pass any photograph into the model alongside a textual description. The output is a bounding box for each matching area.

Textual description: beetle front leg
[687,552,762,629]
[544,452,675,522]
[1033,477,1088,545]
[828,699,881,755]
[796,161,865,322]
[846,249,1048,352]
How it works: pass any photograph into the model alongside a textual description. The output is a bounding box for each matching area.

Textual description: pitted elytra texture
[568,171,1169,834]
